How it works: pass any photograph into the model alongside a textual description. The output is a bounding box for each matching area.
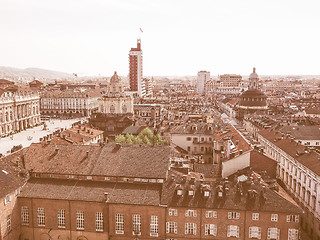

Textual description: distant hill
[0,66,73,80]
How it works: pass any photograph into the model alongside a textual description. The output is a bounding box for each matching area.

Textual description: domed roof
[239,88,267,107]
[241,88,266,98]
[249,67,258,79]
[110,71,121,83]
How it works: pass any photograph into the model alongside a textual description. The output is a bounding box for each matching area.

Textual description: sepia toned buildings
[237,68,268,119]
[0,90,41,137]
[129,39,144,97]
[197,71,210,95]
[40,90,100,117]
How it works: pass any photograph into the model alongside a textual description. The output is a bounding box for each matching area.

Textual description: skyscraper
[197,71,210,95]
[129,39,144,97]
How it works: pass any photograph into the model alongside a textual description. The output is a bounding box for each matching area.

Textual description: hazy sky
[1,0,319,76]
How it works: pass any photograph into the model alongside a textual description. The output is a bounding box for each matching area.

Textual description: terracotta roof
[171,122,215,135]
[280,125,320,140]
[160,169,302,214]
[20,178,161,205]
[0,79,14,85]
[306,108,320,114]
[21,143,171,179]
[193,164,219,179]
[0,156,27,199]
[214,124,252,158]
[259,129,320,175]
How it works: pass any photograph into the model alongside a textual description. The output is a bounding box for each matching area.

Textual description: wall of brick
[108,204,165,239]
[0,191,21,240]
[18,198,108,240]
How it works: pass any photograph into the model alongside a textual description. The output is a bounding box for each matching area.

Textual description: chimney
[227,140,231,159]
[86,151,89,158]
[104,192,109,202]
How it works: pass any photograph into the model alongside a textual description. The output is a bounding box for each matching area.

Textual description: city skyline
[1,0,320,77]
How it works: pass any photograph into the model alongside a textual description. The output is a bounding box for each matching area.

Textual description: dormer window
[188,190,194,196]
[218,191,223,198]
[204,191,210,197]
[177,189,183,196]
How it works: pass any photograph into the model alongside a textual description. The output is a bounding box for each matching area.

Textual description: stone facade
[40,90,100,117]
[0,91,40,137]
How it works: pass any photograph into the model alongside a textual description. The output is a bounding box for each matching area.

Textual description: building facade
[197,71,210,95]
[0,91,40,137]
[256,128,320,240]
[129,39,144,97]
[220,74,242,88]
[237,68,268,119]
[40,90,100,117]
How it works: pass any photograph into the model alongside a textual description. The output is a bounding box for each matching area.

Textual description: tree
[114,127,169,146]
[115,134,126,143]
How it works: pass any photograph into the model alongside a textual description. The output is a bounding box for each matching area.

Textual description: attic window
[177,189,183,196]
[188,190,194,196]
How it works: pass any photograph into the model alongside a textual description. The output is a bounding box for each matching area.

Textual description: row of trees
[115,128,169,145]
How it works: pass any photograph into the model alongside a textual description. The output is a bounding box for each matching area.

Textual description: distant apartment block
[197,71,210,95]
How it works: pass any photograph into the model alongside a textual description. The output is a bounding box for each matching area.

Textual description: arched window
[110,105,115,113]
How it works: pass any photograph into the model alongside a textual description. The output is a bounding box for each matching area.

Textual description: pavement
[0,118,87,156]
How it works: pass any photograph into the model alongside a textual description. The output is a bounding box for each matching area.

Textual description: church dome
[110,71,121,83]
[239,88,267,107]
[249,67,258,79]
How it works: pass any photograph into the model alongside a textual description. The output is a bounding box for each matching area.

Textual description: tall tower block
[129,39,144,97]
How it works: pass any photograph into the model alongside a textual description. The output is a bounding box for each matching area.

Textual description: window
[228,212,240,219]
[21,206,29,225]
[205,224,217,236]
[252,213,259,221]
[58,209,65,228]
[168,208,178,216]
[271,214,278,222]
[185,223,197,235]
[288,229,299,240]
[227,225,240,238]
[267,228,280,240]
[185,209,197,217]
[166,222,177,234]
[37,208,45,227]
[96,212,103,232]
[4,194,11,205]
[115,214,124,234]
[150,216,158,237]
[7,215,11,232]
[205,210,217,218]
[76,211,84,230]
[287,215,299,223]
[186,137,192,141]
[249,226,261,239]
[132,214,141,235]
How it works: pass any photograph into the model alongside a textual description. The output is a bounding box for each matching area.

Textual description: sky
[1,0,320,77]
